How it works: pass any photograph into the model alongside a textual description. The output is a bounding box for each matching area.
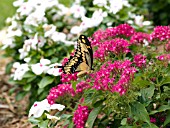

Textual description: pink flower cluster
[130,32,150,45]
[47,81,90,105]
[94,38,130,59]
[157,54,170,61]
[61,73,78,83]
[133,54,146,68]
[73,105,89,128]
[91,23,135,46]
[91,60,136,95]
[150,26,170,41]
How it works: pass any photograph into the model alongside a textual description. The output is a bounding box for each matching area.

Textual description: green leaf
[5,62,13,74]
[16,91,27,101]
[71,81,77,91]
[120,118,127,125]
[161,76,170,85]
[23,84,31,91]
[119,126,133,128]
[139,85,155,106]
[28,117,40,124]
[86,106,103,128]
[164,111,170,126]
[23,71,35,78]
[38,120,49,128]
[130,102,150,124]
[38,76,54,88]
[150,105,170,115]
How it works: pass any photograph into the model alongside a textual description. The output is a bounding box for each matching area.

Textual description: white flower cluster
[12,59,62,80]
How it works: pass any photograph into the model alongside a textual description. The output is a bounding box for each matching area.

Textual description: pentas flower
[116,23,135,37]
[73,105,89,128]
[130,32,150,45]
[61,73,78,83]
[133,54,146,68]
[157,54,170,61]
[150,26,170,41]
[47,81,90,105]
[150,117,157,123]
[92,24,135,46]
[94,38,130,59]
[91,60,136,95]
[47,84,75,105]
[76,81,91,93]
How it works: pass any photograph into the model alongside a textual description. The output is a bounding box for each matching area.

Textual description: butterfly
[58,35,93,77]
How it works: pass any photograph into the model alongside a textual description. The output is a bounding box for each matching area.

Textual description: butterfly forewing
[62,35,93,76]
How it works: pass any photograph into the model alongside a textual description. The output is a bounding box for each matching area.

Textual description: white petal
[13,62,20,68]
[40,59,51,65]
[50,104,65,111]
[45,113,60,120]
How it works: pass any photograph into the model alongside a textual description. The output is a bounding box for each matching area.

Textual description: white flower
[29,99,65,118]
[70,4,86,18]
[31,59,51,75]
[70,26,82,34]
[17,2,34,16]
[143,21,151,26]
[80,9,107,31]
[91,9,107,27]
[43,24,56,37]
[12,62,29,80]
[93,0,107,7]
[13,0,24,7]
[24,7,47,26]
[51,32,66,42]
[23,33,46,51]
[108,0,129,14]
[18,48,29,59]
[24,57,31,63]
[134,15,144,27]
[47,63,62,76]
[57,4,69,16]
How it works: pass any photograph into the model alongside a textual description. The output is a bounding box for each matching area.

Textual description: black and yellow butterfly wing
[61,35,93,77]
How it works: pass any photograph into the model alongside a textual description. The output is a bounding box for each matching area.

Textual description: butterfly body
[60,35,93,77]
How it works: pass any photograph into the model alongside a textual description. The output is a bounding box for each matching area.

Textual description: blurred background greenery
[0,0,16,29]
[0,0,169,29]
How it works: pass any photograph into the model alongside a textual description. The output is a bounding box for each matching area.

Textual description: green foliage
[0,0,16,29]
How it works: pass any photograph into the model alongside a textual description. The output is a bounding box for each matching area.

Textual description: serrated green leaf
[130,102,150,124]
[38,76,54,88]
[139,85,155,106]
[150,105,170,115]
[86,106,103,128]
[23,84,31,91]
